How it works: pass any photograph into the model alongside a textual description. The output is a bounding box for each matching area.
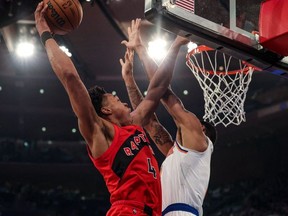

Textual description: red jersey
[87,124,161,216]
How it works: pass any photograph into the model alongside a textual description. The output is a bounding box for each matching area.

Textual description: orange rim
[186,45,260,75]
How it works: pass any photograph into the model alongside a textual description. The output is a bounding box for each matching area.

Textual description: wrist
[123,73,134,81]
[40,31,54,47]
[134,43,145,52]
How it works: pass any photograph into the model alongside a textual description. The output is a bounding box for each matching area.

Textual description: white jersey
[160,138,213,216]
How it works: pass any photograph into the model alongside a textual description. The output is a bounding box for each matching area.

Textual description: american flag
[175,0,195,13]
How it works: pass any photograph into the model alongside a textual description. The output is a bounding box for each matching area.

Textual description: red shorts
[107,200,159,216]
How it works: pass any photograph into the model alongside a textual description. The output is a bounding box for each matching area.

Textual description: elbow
[61,70,80,84]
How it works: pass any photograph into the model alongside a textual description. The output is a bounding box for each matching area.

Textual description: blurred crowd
[204,172,288,216]
[0,173,287,215]
[0,139,89,164]
[0,181,110,216]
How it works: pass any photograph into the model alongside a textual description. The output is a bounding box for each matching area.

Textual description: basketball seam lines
[71,0,81,24]
[52,0,75,30]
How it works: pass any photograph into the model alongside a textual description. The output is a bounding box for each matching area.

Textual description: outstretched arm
[122,20,188,114]
[34,2,113,157]
[120,48,173,156]
[123,20,207,152]
[119,48,143,110]
[129,29,185,128]
[121,19,177,126]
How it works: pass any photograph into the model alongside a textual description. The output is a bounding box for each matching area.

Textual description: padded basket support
[259,0,288,56]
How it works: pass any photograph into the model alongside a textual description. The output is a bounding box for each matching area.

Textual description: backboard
[144,0,288,78]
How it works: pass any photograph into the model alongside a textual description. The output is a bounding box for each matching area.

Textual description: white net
[186,46,255,127]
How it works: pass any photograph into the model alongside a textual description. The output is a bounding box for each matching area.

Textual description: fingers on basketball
[43,0,83,35]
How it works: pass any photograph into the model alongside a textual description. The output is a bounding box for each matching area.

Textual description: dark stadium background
[0,0,287,215]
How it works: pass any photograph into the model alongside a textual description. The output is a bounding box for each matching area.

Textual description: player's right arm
[34,2,113,157]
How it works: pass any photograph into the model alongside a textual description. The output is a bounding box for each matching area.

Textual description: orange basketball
[44,0,83,35]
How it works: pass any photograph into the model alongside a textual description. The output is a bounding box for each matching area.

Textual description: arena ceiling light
[59,45,72,57]
[148,38,168,63]
[15,41,35,57]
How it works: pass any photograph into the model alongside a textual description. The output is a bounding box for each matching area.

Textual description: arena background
[0,0,287,215]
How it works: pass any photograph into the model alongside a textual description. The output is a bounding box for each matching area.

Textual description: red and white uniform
[87,124,161,216]
[160,138,213,216]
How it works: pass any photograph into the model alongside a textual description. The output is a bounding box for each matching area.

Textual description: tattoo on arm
[126,84,144,110]
[126,80,173,149]
[151,123,173,146]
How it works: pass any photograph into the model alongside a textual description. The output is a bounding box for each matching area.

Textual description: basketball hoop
[186,46,256,127]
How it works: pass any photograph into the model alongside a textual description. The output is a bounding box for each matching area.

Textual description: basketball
[44,0,83,35]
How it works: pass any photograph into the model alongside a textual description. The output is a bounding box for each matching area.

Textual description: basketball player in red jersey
[34,2,187,215]
[121,19,217,216]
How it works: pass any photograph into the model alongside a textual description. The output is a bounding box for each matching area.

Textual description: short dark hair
[200,120,217,145]
[88,85,107,116]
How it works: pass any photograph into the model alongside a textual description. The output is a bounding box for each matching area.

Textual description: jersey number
[147,158,157,179]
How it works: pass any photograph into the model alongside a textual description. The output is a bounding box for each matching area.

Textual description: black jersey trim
[111,130,149,178]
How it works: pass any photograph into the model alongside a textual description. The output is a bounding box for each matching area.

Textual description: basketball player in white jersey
[121,19,217,216]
